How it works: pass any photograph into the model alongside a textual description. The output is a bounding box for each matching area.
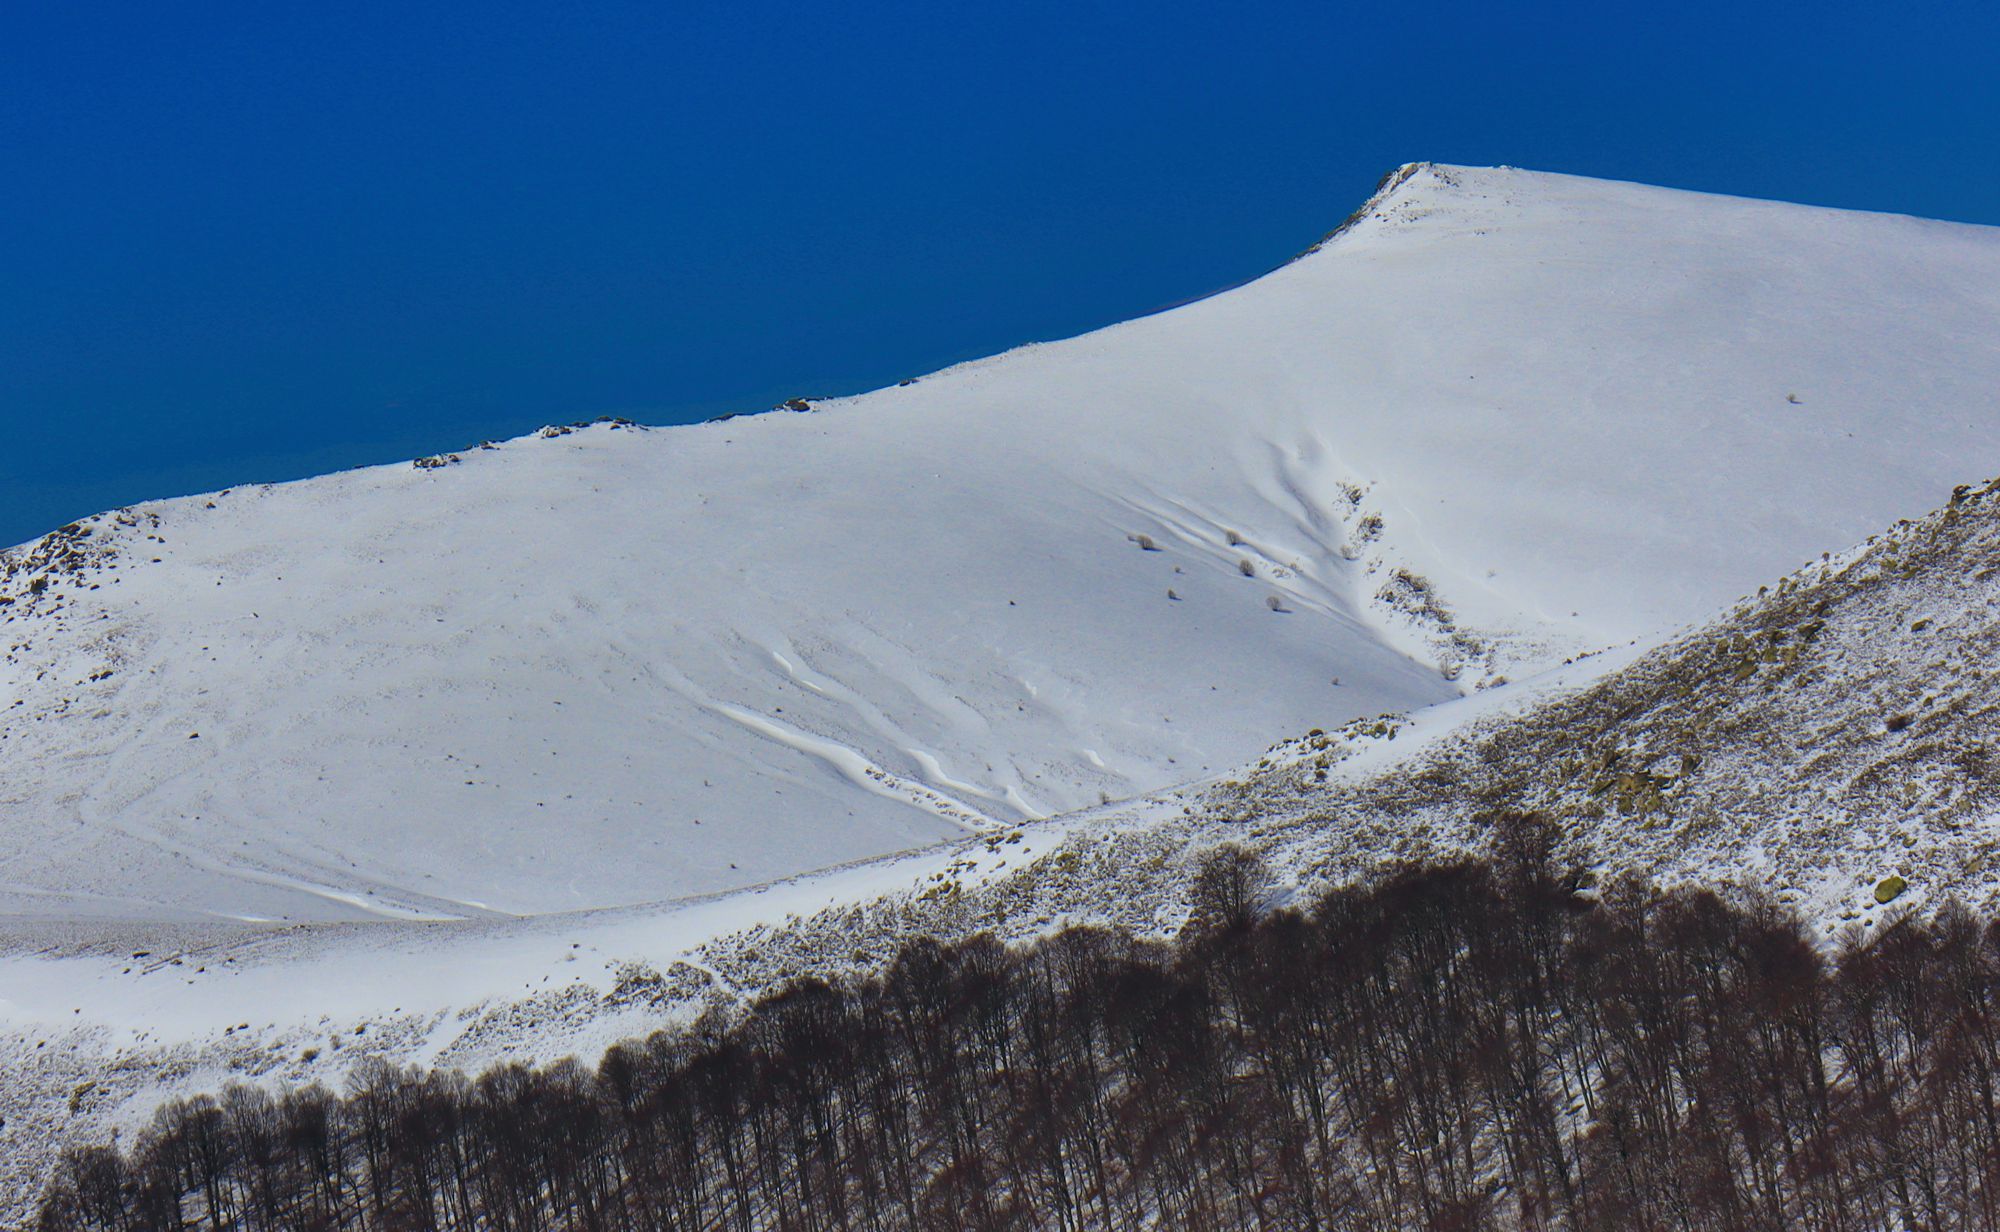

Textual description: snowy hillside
[4,162,2000,930]
[1228,474,2000,927]
[9,476,2000,1221]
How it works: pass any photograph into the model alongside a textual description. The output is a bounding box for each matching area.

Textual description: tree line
[39,816,2000,1230]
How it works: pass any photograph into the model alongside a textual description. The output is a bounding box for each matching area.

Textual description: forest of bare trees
[39,816,2000,1230]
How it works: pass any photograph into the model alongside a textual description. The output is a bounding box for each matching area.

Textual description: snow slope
[1228,474,2000,929]
[4,163,2000,926]
[10,478,2000,1223]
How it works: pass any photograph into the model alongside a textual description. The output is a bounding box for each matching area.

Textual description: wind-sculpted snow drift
[3,164,2000,1221]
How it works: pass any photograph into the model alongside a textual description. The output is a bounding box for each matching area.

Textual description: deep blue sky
[4,0,1996,548]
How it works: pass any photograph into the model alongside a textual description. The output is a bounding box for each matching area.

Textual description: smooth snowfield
[4,163,2000,925]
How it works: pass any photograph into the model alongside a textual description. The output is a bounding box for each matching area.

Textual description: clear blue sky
[4,0,1996,548]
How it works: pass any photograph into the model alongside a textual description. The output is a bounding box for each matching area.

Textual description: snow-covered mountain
[5,162,2000,1222]
[8,475,2000,1222]
[5,164,1998,926]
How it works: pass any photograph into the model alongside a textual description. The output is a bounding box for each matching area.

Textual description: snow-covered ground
[4,162,2000,1220]
[5,163,1998,926]
[8,476,2000,1217]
